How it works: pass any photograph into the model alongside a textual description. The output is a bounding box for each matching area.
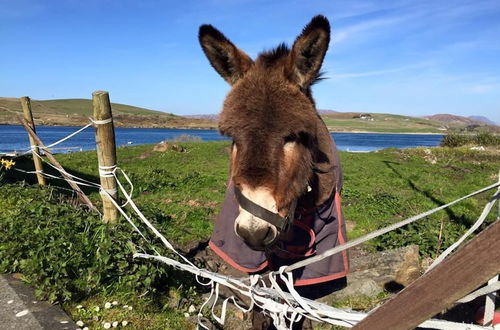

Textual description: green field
[1,142,499,328]
[3,97,498,133]
[322,112,452,133]
[0,97,173,116]
[0,97,215,128]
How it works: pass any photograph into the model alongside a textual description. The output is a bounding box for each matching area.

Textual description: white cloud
[333,16,406,44]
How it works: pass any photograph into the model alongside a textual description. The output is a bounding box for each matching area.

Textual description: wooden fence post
[92,91,119,223]
[20,96,46,185]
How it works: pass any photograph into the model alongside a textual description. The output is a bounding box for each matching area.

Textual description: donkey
[199,15,349,329]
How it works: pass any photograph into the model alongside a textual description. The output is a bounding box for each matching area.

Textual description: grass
[0,97,176,117]
[1,141,499,328]
[322,113,450,133]
[0,97,216,128]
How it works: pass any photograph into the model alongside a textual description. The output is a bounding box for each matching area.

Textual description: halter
[233,186,295,233]
[232,164,335,234]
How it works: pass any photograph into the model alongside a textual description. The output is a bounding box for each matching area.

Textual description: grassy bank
[4,97,499,133]
[0,97,216,129]
[1,142,499,328]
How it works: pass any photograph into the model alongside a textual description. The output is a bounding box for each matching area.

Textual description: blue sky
[1,0,499,122]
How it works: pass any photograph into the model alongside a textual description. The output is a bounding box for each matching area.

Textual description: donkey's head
[199,16,330,250]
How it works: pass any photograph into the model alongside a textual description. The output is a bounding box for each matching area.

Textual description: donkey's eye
[284,134,297,143]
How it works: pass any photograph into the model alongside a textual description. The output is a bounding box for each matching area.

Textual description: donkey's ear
[286,15,330,88]
[199,24,254,85]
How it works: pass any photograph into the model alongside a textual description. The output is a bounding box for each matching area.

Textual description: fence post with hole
[20,96,46,185]
[92,91,119,223]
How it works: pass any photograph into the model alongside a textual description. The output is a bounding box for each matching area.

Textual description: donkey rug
[198,15,349,330]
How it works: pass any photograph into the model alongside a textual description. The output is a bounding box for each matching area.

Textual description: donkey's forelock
[219,69,318,140]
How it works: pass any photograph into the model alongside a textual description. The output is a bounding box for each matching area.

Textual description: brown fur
[200,15,337,215]
[199,15,340,330]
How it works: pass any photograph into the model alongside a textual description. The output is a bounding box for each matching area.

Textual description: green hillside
[321,112,449,133]
[0,98,173,116]
[0,98,216,129]
[1,97,498,133]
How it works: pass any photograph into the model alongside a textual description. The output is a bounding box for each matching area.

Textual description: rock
[188,305,196,313]
[233,310,245,320]
[323,279,382,301]
[420,256,434,271]
[349,245,421,287]
[394,245,421,286]
[153,141,186,153]
[423,148,437,164]
[171,144,186,152]
[322,245,421,301]
[218,305,253,329]
[153,141,169,152]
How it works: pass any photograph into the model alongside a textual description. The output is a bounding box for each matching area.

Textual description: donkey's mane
[257,43,325,86]
[258,43,290,66]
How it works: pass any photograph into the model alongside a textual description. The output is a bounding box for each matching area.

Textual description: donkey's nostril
[234,220,278,251]
[262,226,278,246]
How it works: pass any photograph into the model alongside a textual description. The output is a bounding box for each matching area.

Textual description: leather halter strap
[232,163,334,233]
[233,186,292,232]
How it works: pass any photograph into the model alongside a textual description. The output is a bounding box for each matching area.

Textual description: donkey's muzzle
[235,220,279,251]
[234,186,293,232]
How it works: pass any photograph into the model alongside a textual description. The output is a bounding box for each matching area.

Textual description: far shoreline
[0,123,446,135]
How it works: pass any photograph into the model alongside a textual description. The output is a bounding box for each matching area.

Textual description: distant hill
[0,98,216,129]
[468,115,497,126]
[422,114,499,133]
[423,114,484,126]
[1,97,498,133]
[317,109,339,115]
[184,114,220,121]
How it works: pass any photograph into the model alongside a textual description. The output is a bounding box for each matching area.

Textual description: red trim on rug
[208,240,269,273]
[294,269,348,286]
[294,191,349,286]
[335,191,350,274]
[285,221,316,256]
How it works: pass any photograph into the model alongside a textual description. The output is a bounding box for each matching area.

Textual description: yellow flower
[1,159,16,170]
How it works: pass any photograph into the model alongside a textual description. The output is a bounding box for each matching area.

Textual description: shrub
[441,132,500,147]
[0,184,195,303]
[474,132,500,146]
[440,133,470,147]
